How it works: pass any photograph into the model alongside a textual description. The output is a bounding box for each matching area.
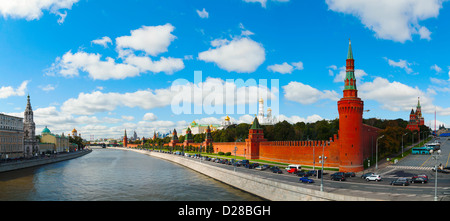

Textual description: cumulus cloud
[60,77,277,116]
[198,37,265,73]
[196,8,209,19]
[325,0,445,42]
[282,81,339,105]
[267,61,303,74]
[143,113,157,121]
[91,36,112,48]
[0,0,79,23]
[384,57,414,74]
[48,24,185,80]
[116,23,177,57]
[0,80,29,99]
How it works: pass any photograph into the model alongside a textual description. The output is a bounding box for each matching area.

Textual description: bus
[425,142,440,151]
[411,147,431,155]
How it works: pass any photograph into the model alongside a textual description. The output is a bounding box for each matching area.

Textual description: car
[287,168,298,173]
[361,172,374,179]
[365,174,382,182]
[345,172,355,177]
[306,170,317,177]
[331,172,346,177]
[410,177,427,184]
[391,178,410,186]
[296,171,307,177]
[299,177,314,183]
[255,165,270,170]
[331,174,346,181]
[272,168,283,174]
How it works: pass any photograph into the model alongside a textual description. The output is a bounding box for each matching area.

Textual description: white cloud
[0,80,29,99]
[196,8,209,19]
[283,81,339,105]
[0,0,79,23]
[198,37,265,73]
[143,113,157,121]
[243,0,290,8]
[385,58,414,74]
[325,0,445,42]
[39,84,56,92]
[278,114,324,124]
[49,51,141,80]
[116,23,177,57]
[48,50,184,80]
[91,36,112,48]
[60,77,277,116]
[123,54,184,75]
[430,64,442,73]
[267,61,303,74]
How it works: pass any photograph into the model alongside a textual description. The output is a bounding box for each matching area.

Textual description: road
[178,137,450,201]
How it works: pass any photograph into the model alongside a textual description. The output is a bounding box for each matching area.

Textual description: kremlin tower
[337,39,365,172]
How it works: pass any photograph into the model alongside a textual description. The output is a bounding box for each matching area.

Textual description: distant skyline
[1,0,450,139]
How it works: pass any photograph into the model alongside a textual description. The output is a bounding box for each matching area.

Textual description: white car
[365,174,382,182]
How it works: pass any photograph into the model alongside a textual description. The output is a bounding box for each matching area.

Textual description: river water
[0,148,263,201]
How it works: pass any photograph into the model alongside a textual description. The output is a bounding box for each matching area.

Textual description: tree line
[143,118,431,158]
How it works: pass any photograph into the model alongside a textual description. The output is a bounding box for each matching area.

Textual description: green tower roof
[347,39,353,59]
[250,117,262,130]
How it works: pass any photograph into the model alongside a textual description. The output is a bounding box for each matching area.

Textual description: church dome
[72,128,77,133]
[42,126,51,134]
[225,115,230,121]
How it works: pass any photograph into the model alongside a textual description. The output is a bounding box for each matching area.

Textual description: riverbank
[110,147,378,201]
[0,149,92,173]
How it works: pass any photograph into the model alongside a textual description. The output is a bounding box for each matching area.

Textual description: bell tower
[337,39,364,172]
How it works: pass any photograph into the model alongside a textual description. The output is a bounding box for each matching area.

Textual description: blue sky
[1,0,450,139]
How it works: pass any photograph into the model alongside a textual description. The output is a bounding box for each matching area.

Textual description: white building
[257,98,277,125]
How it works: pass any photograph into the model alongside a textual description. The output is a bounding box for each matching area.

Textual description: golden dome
[259,97,264,102]
[72,128,77,132]
[225,115,230,121]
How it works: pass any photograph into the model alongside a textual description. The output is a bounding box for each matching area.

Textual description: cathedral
[406,97,425,132]
[257,97,277,125]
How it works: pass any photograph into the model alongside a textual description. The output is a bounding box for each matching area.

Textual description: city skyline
[1,0,450,139]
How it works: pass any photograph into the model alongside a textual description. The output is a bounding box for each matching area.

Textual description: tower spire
[344,39,357,95]
[347,38,353,59]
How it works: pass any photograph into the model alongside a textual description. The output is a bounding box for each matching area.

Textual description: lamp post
[318,142,327,192]
[430,149,441,201]
[402,133,408,157]
[376,135,385,170]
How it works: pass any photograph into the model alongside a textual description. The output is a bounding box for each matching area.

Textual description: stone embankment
[0,149,92,173]
[113,147,377,201]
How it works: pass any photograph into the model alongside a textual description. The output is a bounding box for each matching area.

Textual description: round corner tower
[337,39,364,172]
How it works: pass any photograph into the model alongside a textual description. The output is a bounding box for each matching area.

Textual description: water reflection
[0,149,263,201]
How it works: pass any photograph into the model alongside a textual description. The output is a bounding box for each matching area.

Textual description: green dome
[42,126,51,134]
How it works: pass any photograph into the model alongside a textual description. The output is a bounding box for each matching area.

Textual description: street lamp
[430,149,441,201]
[402,133,408,157]
[318,142,327,192]
[376,135,385,170]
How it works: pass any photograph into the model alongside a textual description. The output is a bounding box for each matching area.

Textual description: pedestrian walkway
[387,165,434,171]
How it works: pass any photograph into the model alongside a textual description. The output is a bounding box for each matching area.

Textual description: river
[0,148,263,201]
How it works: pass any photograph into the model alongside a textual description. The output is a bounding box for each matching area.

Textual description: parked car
[296,171,306,177]
[331,172,346,177]
[365,174,382,182]
[361,172,374,179]
[299,177,314,183]
[410,177,427,184]
[331,174,346,181]
[345,172,355,177]
[287,168,298,174]
[306,170,317,177]
[390,178,410,186]
[255,165,270,170]
[272,168,283,174]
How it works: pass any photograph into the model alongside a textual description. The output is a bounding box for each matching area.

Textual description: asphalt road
[179,139,450,201]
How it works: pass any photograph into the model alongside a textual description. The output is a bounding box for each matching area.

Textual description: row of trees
[141,117,431,159]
